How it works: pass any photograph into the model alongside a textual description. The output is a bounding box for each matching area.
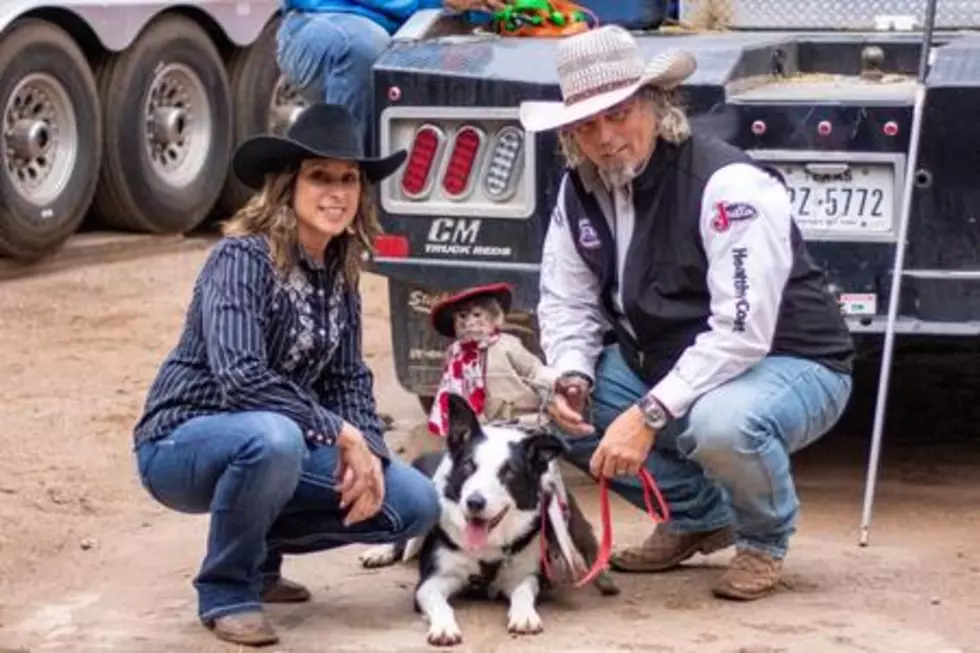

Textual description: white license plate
[766,161,896,240]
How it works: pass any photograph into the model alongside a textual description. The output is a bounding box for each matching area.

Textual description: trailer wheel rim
[268,77,308,136]
[2,73,77,208]
[144,63,212,188]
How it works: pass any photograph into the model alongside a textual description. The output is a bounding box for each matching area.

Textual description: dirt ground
[0,236,978,653]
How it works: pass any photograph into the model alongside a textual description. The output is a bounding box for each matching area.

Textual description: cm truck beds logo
[732,246,750,332]
[425,218,512,258]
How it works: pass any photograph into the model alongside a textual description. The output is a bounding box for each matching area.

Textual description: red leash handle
[573,468,670,588]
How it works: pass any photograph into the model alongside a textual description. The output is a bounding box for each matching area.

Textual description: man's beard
[599,160,641,188]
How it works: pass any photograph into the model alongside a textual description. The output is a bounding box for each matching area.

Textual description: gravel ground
[0,236,977,652]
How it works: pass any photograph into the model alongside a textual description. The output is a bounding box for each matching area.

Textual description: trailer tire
[0,19,101,261]
[212,17,308,222]
[91,13,232,233]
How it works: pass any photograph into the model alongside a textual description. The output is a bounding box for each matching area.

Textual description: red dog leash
[541,468,671,588]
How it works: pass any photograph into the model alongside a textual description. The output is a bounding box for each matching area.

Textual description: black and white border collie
[363,393,569,646]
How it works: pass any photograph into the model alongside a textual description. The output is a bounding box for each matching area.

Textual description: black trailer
[366,0,976,541]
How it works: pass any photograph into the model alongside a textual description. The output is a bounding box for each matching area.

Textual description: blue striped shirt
[133,234,389,460]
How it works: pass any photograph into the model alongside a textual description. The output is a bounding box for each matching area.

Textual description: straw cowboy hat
[519,25,697,133]
[232,102,407,189]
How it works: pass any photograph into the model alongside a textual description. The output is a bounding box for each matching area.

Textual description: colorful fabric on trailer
[491,0,598,37]
[427,332,501,437]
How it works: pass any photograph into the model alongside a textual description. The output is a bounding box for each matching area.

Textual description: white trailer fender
[0,0,280,51]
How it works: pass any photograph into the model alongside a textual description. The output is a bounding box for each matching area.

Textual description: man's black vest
[562,134,855,384]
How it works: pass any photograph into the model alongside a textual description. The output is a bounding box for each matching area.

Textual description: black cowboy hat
[232,102,407,189]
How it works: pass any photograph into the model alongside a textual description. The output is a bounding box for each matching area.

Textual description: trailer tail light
[883,121,899,136]
[380,110,535,219]
[817,120,833,136]
[442,126,485,199]
[373,234,409,258]
[400,124,445,199]
[484,126,524,201]
[750,120,767,136]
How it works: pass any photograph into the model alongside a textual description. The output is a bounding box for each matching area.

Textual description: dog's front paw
[507,605,543,635]
[427,618,463,647]
[358,544,399,569]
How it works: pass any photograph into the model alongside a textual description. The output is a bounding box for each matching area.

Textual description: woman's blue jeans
[135,411,440,623]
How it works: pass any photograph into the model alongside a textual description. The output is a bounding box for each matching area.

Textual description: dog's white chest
[437,543,540,597]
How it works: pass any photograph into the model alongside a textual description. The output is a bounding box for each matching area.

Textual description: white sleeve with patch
[648,162,795,419]
[537,177,609,382]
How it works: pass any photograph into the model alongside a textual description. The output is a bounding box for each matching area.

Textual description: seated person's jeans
[561,344,852,560]
[135,411,440,623]
[276,12,391,146]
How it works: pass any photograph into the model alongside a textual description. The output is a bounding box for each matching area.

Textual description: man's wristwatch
[636,393,671,431]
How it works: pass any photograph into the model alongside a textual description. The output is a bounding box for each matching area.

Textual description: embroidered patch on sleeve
[711,201,759,233]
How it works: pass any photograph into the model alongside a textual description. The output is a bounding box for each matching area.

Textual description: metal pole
[858,0,939,547]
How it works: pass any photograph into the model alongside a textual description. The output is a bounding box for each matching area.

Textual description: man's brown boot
[609,525,734,573]
[208,611,279,647]
[261,576,311,603]
[712,548,783,600]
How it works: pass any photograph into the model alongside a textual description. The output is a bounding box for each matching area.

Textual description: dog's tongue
[463,520,489,551]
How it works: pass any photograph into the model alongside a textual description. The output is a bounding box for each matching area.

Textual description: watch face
[641,397,667,427]
[647,410,666,428]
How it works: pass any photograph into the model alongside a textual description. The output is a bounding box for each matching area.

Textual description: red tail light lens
[373,234,409,258]
[442,126,485,199]
[400,124,445,199]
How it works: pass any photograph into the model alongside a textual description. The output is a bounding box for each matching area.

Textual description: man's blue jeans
[275,12,391,146]
[563,345,853,560]
[134,411,440,623]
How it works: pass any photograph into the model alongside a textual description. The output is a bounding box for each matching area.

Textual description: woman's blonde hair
[222,167,381,287]
[557,86,691,168]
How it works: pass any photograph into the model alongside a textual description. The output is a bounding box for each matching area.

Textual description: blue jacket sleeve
[200,242,345,445]
[351,0,424,21]
[318,290,391,461]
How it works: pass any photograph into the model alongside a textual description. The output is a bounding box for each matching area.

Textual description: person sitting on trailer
[276,0,506,147]
[131,102,440,647]
[518,25,856,601]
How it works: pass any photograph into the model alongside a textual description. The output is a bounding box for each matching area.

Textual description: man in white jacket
[519,25,855,601]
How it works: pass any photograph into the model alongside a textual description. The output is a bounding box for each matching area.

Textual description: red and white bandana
[427,332,501,437]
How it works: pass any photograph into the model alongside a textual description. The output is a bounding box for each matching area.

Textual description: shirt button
[319,328,326,336]
[318,289,325,297]
[306,429,315,438]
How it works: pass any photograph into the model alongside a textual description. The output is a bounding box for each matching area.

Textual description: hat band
[563,75,641,107]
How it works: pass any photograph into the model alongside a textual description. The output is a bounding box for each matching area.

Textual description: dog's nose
[465,493,487,514]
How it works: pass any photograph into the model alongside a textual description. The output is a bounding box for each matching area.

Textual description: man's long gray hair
[557,86,692,169]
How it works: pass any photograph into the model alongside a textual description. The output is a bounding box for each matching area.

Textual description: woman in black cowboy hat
[130,103,440,646]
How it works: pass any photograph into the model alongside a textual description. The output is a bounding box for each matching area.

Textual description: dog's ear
[446,393,480,453]
[523,433,569,474]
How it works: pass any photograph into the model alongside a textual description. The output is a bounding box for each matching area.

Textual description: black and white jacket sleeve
[648,162,795,419]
